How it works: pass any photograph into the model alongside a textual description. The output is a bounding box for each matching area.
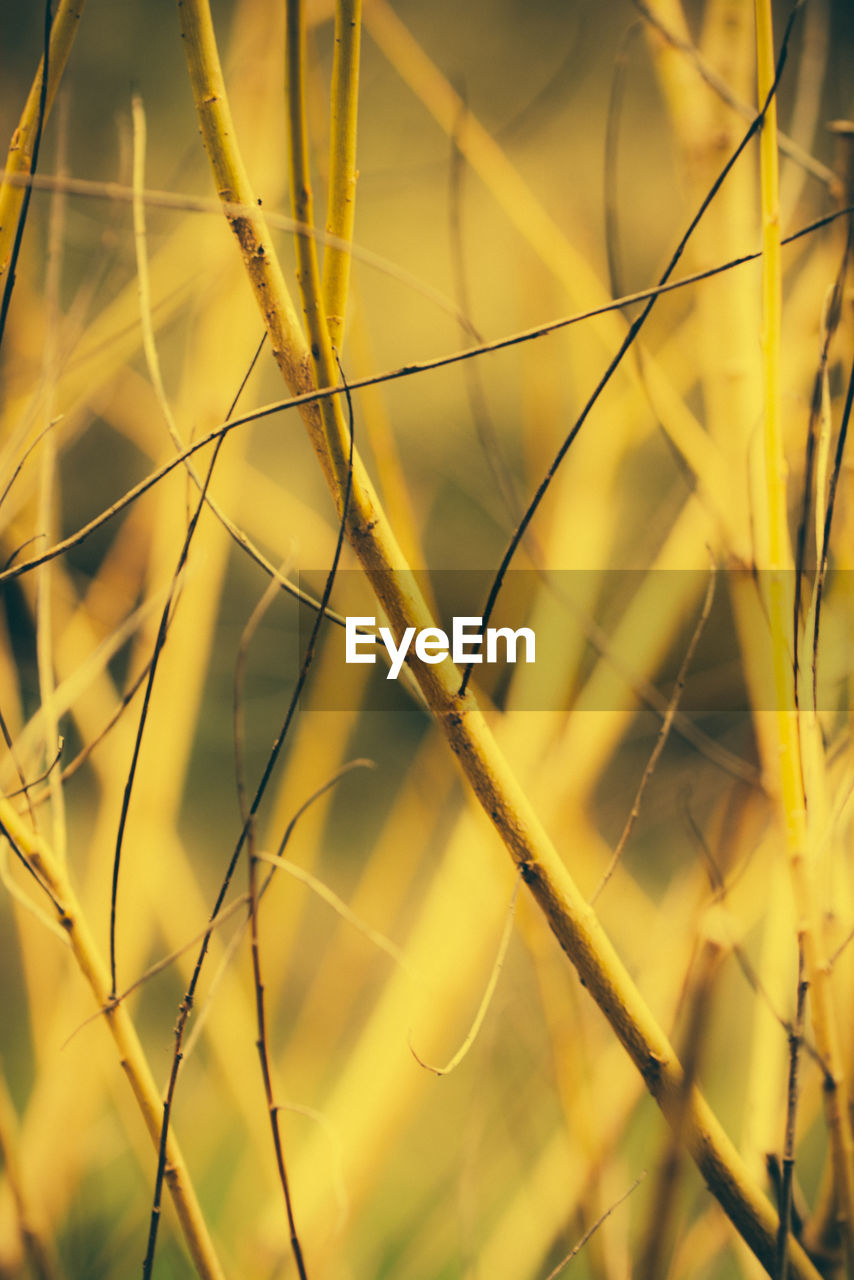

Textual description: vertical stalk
[322,0,362,348]
[754,0,854,1267]
[0,0,85,293]
[248,851,308,1279]
[284,0,354,496]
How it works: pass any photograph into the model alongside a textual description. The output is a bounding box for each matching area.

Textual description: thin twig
[264,759,375,883]
[632,0,834,188]
[604,19,697,494]
[592,561,716,903]
[36,90,68,869]
[0,796,226,1280]
[139,378,286,1280]
[60,893,251,1050]
[0,705,38,829]
[793,219,852,709]
[5,739,63,801]
[0,812,64,917]
[681,793,828,1079]
[459,6,803,695]
[409,871,520,1076]
[0,417,62,514]
[755,0,854,1261]
[253,849,404,967]
[233,561,292,827]
[635,928,724,1280]
[174,5,829,1270]
[0,0,52,351]
[110,96,264,994]
[143,344,357,1278]
[0,835,70,945]
[776,950,808,1280]
[0,167,477,334]
[449,93,526,531]
[2,200,850,596]
[182,760,374,1066]
[242,331,357,1280]
[812,347,854,709]
[542,1173,645,1280]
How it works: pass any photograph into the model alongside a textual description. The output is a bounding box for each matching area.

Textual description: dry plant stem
[604,21,640,306]
[462,19,801,694]
[110,158,266,994]
[36,97,68,871]
[682,800,825,1074]
[409,873,520,1077]
[253,850,404,968]
[0,164,845,340]
[175,2,824,1274]
[144,333,354,1276]
[241,364,356,1280]
[592,564,716,903]
[0,0,85,277]
[754,1,854,1267]
[0,797,225,1280]
[633,0,834,188]
[249,850,308,1280]
[139,358,283,1280]
[129,97,326,621]
[813,349,854,701]
[794,224,852,705]
[233,566,287,824]
[542,1174,645,1280]
[0,203,852,592]
[107,418,222,996]
[322,0,361,347]
[776,953,807,1280]
[636,931,724,1280]
[449,101,526,532]
[0,1,51,351]
[0,167,475,334]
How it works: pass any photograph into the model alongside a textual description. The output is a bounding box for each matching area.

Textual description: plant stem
[754,1,854,1269]
[0,0,85,290]
[322,0,362,348]
[0,796,225,1280]
[175,2,824,1273]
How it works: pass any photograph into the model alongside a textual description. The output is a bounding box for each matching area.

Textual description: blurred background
[1,1,854,1277]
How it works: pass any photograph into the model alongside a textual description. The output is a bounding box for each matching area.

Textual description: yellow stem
[0,0,86,285]
[754,0,854,1267]
[176,2,825,1273]
[0,797,225,1280]
[322,0,362,348]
